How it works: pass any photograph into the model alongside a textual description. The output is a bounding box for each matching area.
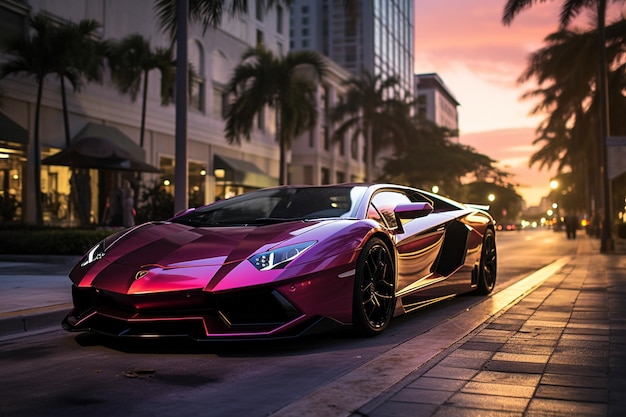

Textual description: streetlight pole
[598,0,614,252]
[174,0,189,214]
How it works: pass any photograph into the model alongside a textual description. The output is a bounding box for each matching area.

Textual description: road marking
[268,256,572,417]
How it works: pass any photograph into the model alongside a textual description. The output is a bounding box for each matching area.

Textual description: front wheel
[353,238,396,336]
[475,228,497,295]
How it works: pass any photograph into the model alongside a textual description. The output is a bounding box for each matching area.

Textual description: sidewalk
[0,255,77,338]
[350,235,626,417]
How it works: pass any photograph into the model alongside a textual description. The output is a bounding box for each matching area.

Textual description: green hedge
[0,227,116,255]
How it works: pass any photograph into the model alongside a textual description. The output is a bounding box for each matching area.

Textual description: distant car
[496,223,518,232]
[63,183,497,340]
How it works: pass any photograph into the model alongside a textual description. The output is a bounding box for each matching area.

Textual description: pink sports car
[63,183,496,340]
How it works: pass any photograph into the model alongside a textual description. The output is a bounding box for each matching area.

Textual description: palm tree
[107,34,175,147]
[53,18,105,147]
[503,0,623,27]
[224,45,327,185]
[0,14,59,225]
[0,14,106,225]
[503,0,625,251]
[331,70,408,182]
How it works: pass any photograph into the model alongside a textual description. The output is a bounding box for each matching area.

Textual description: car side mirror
[394,202,434,220]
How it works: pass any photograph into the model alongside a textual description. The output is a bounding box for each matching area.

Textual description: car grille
[70,285,303,337]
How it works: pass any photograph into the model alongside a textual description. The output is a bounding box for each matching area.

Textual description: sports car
[62,183,497,340]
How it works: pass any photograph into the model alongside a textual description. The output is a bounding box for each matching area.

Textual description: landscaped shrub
[0,226,116,255]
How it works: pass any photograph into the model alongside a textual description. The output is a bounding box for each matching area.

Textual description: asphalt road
[0,229,578,417]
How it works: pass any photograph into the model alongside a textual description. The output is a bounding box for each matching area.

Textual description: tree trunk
[60,77,71,147]
[34,78,44,226]
[140,69,149,148]
[365,123,373,182]
[277,105,287,185]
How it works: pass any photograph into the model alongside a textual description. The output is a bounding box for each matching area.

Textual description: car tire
[353,237,396,336]
[475,228,497,295]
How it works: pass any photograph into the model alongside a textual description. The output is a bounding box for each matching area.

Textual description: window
[188,40,205,112]
[0,2,27,52]
[255,0,263,21]
[212,86,227,118]
[256,29,264,46]
[321,168,330,185]
[276,5,283,33]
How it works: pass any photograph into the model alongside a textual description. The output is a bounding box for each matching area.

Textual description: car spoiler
[465,203,490,212]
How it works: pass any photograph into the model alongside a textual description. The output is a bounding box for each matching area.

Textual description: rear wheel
[353,238,395,336]
[476,228,497,295]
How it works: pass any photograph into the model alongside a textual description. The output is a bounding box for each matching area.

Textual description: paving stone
[432,406,522,417]
[543,363,608,378]
[482,360,546,374]
[535,384,608,402]
[526,398,607,416]
[499,343,554,356]
[366,401,438,417]
[407,377,467,392]
[444,392,529,413]
[423,366,479,381]
[473,370,541,387]
[461,380,535,398]
[492,352,550,364]
[390,387,453,405]
[541,373,608,389]
[438,355,490,370]
[460,341,504,352]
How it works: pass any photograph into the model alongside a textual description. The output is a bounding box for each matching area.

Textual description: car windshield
[172,186,367,227]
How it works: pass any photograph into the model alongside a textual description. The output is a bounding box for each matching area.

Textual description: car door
[368,190,453,295]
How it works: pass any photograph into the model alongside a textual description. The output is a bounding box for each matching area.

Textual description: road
[0,229,578,417]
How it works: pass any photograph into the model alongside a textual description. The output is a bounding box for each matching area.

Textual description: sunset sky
[413,0,624,207]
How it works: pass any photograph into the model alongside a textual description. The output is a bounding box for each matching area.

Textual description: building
[289,0,415,180]
[415,73,460,140]
[0,0,364,226]
[289,58,363,185]
[290,0,414,98]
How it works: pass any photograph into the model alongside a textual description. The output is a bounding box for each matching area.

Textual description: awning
[213,154,277,189]
[42,123,161,173]
[0,112,28,145]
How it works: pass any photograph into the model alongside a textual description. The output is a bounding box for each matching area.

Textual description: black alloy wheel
[353,237,396,336]
[476,228,497,295]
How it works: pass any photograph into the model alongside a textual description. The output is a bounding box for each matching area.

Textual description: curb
[0,304,72,339]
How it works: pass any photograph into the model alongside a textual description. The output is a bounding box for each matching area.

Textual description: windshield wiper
[253,217,310,224]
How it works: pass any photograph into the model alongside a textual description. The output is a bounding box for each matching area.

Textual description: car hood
[70,220,332,294]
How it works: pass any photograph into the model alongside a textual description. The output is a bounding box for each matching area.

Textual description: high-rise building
[415,73,460,140]
[290,0,414,95]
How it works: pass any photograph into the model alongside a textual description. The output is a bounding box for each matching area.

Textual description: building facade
[415,73,460,140]
[0,0,362,225]
[290,0,414,95]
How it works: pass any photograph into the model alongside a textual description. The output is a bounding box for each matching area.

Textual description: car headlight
[249,241,316,271]
[80,241,106,267]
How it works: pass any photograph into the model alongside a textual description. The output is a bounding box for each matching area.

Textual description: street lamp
[598,0,614,252]
[488,194,495,203]
[550,180,559,190]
